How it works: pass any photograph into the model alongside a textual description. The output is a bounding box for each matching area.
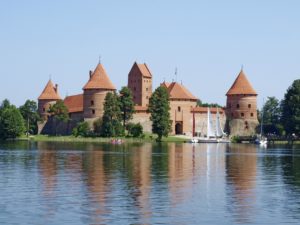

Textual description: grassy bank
[22,133,187,143]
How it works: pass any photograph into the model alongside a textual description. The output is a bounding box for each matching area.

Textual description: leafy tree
[72,121,90,137]
[119,86,135,129]
[261,97,283,135]
[148,86,171,142]
[93,118,103,136]
[19,100,40,136]
[0,101,25,140]
[197,99,223,108]
[281,79,300,135]
[48,100,69,135]
[127,122,143,137]
[101,92,124,137]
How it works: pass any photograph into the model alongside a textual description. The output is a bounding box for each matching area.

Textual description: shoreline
[15,134,188,143]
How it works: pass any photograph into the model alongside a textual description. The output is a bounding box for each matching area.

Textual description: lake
[0,141,300,224]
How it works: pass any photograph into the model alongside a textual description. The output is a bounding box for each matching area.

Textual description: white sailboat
[255,102,267,146]
[215,108,230,143]
[198,108,219,143]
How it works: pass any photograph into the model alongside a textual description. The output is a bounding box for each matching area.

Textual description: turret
[226,69,258,136]
[83,63,116,120]
[128,62,152,107]
[38,80,61,120]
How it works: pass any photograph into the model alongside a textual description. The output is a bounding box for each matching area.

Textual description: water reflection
[1,142,300,224]
[226,144,257,224]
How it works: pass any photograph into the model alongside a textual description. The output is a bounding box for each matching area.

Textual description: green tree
[101,92,124,137]
[197,101,223,108]
[93,118,103,136]
[148,86,171,142]
[127,122,143,137]
[48,100,69,135]
[72,121,90,137]
[119,86,135,129]
[281,79,300,135]
[0,101,25,140]
[19,100,40,136]
[261,97,283,135]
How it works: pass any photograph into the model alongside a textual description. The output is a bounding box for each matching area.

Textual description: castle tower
[38,80,61,120]
[83,63,116,120]
[226,69,258,136]
[128,62,152,107]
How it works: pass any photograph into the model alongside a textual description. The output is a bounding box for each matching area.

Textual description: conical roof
[83,63,116,90]
[162,82,197,101]
[38,80,61,100]
[226,70,257,96]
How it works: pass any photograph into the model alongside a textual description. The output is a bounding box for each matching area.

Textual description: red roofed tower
[38,80,61,120]
[83,63,116,120]
[128,62,152,107]
[226,69,258,136]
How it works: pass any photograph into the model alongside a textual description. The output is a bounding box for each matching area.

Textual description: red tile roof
[226,70,257,95]
[38,80,61,100]
[162,82,197,101]
[191,107,225,114]
[64,94,83,113]
[83,63,116,90]
[136,63,152,78]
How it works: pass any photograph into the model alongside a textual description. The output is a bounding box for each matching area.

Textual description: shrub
[72,122,90,137]
[128,123,143,138]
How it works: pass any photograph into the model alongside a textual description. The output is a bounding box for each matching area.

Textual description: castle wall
[169,100,197,135]
[131,111,152,133]
[83,89,113,119]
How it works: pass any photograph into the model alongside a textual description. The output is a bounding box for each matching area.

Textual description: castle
[38,62,259,137]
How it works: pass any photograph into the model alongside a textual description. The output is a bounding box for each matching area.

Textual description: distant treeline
[259,79,300,137]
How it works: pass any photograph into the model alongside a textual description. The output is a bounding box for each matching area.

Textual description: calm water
[1,142,300,225]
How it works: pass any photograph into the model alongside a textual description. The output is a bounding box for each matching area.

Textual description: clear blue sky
[1,0,299,108]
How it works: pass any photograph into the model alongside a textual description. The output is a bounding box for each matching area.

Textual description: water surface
[1,141,300,224]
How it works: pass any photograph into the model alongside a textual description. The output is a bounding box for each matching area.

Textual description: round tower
[38,80,61,120]
[83,63,116,121]
[226,69,258,136]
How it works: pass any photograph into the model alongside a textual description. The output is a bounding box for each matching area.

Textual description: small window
[134,87,136,91]
[251,113,254,117]
[241,113,244,117]
[248,104,251,108]
[43,108,45,112]
[237,104,240,109]
[178,106,181,112]
[146,88,148,91]
[92,109,95,115]
[91,100,94,106]
[146,96,149,99]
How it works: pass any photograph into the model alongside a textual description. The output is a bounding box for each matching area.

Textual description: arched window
[241,113,244,117]
[91,100,94,106]
[178,106,181,112]
[248,104,251,108]
[237,104,240,109]
[92,109,95,115]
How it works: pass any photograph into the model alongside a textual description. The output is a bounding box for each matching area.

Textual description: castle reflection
[226,144,257,223]
[36,142,259,224]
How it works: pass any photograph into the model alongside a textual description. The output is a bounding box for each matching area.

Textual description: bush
[72,122,90,137]
[93,118,103,136]
[128,123,143,138]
